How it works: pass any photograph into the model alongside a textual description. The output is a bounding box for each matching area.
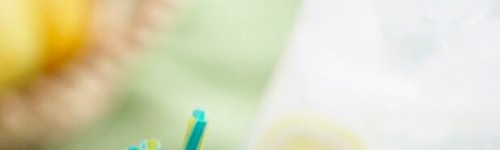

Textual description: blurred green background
[44,0,300,149]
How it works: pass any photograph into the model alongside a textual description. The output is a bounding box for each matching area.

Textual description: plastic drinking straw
[127,139,162,150]
[127,145,140,150]
[184,109,208,150]
[140,139,162,150]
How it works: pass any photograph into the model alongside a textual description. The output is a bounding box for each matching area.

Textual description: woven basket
[0,0,177,148]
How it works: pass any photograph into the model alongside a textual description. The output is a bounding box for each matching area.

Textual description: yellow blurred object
[40,0,93,72]
[0,0,43,90]
[0,0,93,90]
[257,111,365,150]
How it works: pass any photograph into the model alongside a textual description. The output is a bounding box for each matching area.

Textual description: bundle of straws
[127,109,208,150]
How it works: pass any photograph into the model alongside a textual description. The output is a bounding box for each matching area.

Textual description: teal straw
[127,145,140,150]
[185,109,207,150]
